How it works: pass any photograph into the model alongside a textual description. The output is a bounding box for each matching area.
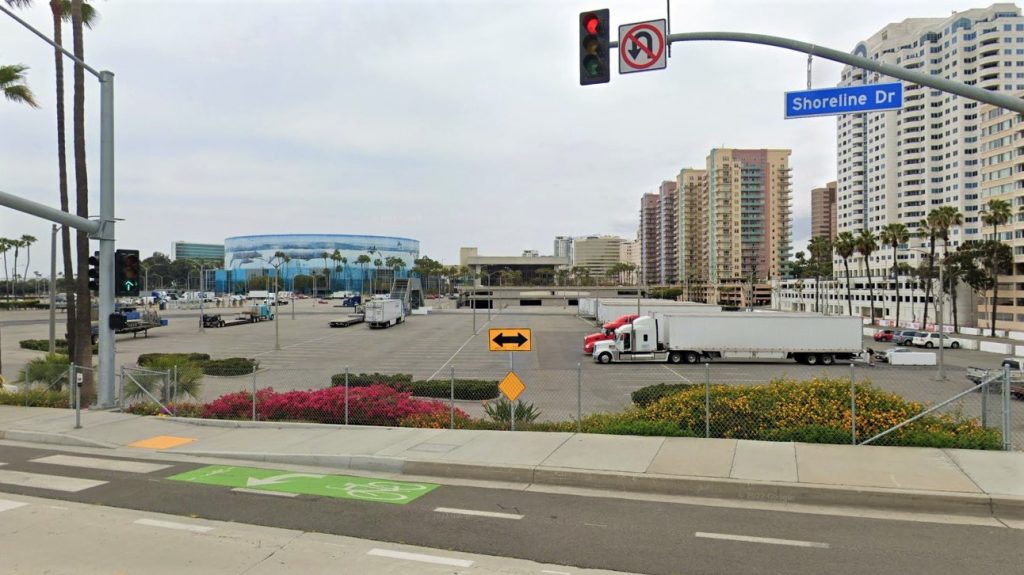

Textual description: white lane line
[662,364,693,383]
[425,325,493,382]
[542,571,572,575]
[434,507,523,520]
[134,518,214,533]
[695,531,830,549]
[367,548,474,568]
[0,499,28,513]
[232,487,299,498]
[32,454,171,474]
[0,470,106,493]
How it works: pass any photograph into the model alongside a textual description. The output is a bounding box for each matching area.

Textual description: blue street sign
[785,82,903,118]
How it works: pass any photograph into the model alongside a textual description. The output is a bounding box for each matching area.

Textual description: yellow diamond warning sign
[498,371,526,402]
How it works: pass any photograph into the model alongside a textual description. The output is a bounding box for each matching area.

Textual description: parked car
[873,329,895,342]
[912,332,960,349]
[894,330,922,345]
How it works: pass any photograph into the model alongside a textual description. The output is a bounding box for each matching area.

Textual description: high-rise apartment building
[657,181,680,284]
[837,4,1024,281]
[678,168,707,283]
[810,181,838,240]
[573,235,625,279]
[702,148,792,282]
[620,238,641,284]
[553,236,573,264]
[640,193,661,284]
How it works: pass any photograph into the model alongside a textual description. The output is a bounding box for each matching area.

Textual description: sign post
[489,328,532,431]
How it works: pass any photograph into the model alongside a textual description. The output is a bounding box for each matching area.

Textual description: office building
[553,236,573,264]
[810,181,838,240]
[657,180,680,284]
[640,192,661,284]
[573,235,625,280]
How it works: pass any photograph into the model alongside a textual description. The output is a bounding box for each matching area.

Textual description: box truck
[592,313,862,365]
[366,299,404,328]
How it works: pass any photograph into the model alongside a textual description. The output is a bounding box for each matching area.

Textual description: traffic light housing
[115,249,141,297]
[87,254,100,292]
[579,9,610,85]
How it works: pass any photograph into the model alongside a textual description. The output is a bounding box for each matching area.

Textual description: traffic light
[87,254,100,292]
[579,9,610,85]
[115,249,141,297]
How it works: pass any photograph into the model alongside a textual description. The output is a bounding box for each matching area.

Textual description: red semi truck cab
[583,314,639,354]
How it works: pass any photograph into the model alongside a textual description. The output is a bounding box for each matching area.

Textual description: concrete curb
[0,429,118,450]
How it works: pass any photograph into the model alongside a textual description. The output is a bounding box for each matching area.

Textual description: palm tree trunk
[923,242,935,327]
[10,248,17,300]
[893,260,900,328]
[991,223,1000,337]
[71,0,94,403]
[843,259,852,316]
[814,271,820,313]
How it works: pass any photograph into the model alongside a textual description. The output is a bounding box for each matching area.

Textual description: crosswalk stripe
[0,499,28,513]
[0,469,107,493]
[134,518,213,533]
[31,455,171,474]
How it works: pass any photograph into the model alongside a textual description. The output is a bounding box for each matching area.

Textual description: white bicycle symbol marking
[325,481,431,502]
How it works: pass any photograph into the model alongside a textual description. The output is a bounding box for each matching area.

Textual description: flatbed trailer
[329,313,365,328]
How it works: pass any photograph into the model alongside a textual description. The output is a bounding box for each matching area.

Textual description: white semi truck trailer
[592,313,862,365]
[366,299,405,329]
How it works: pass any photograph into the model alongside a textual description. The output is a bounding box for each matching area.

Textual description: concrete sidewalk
[1,405,1022,521]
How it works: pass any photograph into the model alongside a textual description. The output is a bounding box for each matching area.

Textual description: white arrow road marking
[695,532,830,549]
[367,548,473,567]
[134,518,213,533]
[246,473,326,487]
[434,507,523,520]
[232,487,298,498]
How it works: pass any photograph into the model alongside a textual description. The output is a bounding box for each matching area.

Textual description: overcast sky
[0,0,993,274]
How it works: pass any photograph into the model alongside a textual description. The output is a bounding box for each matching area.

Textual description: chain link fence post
[982,374,989,428]
[577,361,582,434]
[704,363,710,439]
[344,366,350,426]
[850,362,857,445]
[251,364,257,422]
[72,364,81,429]
[173,364,179,405]
[1003,364,1012,451]
[450,365,455,430]
[117,364,124,411]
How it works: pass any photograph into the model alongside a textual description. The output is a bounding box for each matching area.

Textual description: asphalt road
[0,443,1021,575]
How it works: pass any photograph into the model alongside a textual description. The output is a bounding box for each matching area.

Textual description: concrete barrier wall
[980,341,1013,355]
[863,328,877,337]
[1010,331,1024,341]
[952,338,979,351]
[961,327,981,336]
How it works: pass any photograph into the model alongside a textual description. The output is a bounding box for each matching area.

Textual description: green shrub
[578,412,696,437]
[123,402,205,417]
[410,379,499,400]
[138,353,211,366]
[0,300,47,311]
[19,339,96,355]
[17,353,70,388]
[483,398,541,426]
[127,356,204,401]
[329,372,413,388]
[632,383,700,408]
[200,358,258,376]
[0,389,69,408]
[763,425,851,444]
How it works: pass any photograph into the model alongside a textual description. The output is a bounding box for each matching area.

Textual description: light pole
[255,253,287,351]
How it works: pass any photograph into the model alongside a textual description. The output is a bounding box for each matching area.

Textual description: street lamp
[254,252,288,351]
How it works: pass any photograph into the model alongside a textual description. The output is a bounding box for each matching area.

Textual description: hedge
[137,353,255,377]
[631,383,700,408]
[0,389,69,408]
[20,339,97,355]
[329,372,499,400]
[0,301,47,311]
[138,353,211,366]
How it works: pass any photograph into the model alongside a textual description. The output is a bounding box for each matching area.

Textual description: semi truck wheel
[805,354,819,365]
[597,352,612,364]
[684,351,700,364]
[668,352,683,364]
[820,354,834,365]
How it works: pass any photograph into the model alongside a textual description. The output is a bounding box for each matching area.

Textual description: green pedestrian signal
[114,249,141,297]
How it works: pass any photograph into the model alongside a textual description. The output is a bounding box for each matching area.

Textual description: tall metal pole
[48,224,58,354]
[937,260,945,381]
[96,71,116,408]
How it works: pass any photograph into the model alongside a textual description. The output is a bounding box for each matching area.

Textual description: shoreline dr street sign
[785,82,903,118]
[619,19,667,74]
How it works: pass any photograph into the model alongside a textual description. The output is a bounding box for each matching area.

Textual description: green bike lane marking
[167,465,439,505]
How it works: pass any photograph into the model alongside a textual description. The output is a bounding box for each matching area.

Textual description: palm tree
[833,232,856,316]
[914,217,936,326]
[980,198,1012,337]
[0,238,11,300]
[856,229,879,323]
[372,258,383,293]
[807,236,831,313]
[879,223,909,327]
[338,256,348,290]
[320,251,330,293]
[933,206,962,331]
[0,63,39,107]
[355,254,371,294]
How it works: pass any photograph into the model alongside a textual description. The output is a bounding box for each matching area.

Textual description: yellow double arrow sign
[488,328,532,352]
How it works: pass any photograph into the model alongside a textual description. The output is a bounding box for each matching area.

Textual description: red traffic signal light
[579,9,610,86]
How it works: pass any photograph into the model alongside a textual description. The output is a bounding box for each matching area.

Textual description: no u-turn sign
[619,19,667,74]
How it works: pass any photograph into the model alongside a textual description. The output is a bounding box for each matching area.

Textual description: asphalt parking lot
[1,300,1020,446]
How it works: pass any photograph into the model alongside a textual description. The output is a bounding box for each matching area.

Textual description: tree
[916,214,939,327]
[879,223,909,327]
[980,198,1013,336]
[0,238,11,299]
[355,254,371,294]
[932,206,962,331]
[856,229,879,322]
[413,256,443,294]
[386,256,405,290]
[807,236,831,313]
[372,258,383,293]
[833,231,856,316]
[320,251,330,293]
[0,63,39,108]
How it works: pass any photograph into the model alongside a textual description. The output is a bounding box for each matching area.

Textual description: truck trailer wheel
[668,352,683,364]
[804,354,819,366]
[597,352,612,364]
[819,354,834,365]
[684,351,700,364]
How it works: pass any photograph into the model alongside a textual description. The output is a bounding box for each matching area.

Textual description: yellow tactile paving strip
[127,435,196,449]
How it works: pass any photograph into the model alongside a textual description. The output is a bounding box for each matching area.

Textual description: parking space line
[425,323,494,382]
[434,507,523,520]
[695,531,830,549]
[662,365,693,383]
[367,548,474,567]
